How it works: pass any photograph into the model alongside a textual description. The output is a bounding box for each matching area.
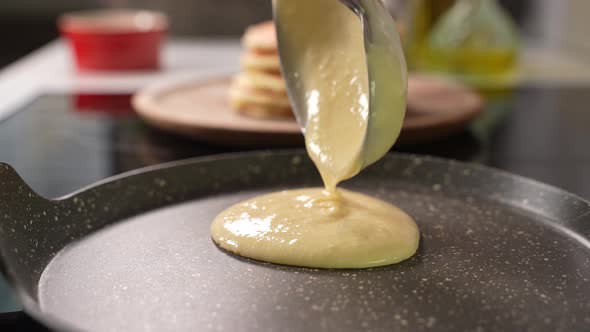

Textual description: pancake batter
[211,0,419,268]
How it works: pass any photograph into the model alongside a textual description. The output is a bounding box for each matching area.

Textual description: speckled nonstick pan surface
[1,151,589,332]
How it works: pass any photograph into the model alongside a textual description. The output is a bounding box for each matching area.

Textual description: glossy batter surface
[274,0,408,190]
[211,188,419,268]
[211,0,418,268]
[273,0,369,190]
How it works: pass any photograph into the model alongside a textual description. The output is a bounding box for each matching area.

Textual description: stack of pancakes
[229,21,293,118]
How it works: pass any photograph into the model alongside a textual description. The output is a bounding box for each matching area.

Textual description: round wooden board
[133,75,484,146]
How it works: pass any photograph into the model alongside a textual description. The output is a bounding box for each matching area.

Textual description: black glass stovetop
[1,87,589,330]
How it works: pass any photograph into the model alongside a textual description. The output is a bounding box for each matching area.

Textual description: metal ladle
[272,0,408,169]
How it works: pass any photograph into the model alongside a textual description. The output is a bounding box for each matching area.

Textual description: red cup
[59,9,168,71]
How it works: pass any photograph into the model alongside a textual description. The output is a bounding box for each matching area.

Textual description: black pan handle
[0,164,53,331]
[0,162,46,203]
[0,162,46,286]
[0,163,26,282]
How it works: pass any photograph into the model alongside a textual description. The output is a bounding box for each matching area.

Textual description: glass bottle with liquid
[395,0,454,69]
[419,0,519,87]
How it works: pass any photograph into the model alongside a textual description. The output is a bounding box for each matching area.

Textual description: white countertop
[1,38,590,122]
[0,38,241,121]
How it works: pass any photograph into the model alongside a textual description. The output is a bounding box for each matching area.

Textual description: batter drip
[211,0,419,268]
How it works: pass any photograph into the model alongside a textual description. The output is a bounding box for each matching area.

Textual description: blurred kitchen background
[1,0,589,68]
[1,0,590,324]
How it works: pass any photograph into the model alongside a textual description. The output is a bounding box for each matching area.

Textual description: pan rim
[55,149,590,211]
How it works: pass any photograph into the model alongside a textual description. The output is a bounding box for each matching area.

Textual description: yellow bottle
[419,0,519,88]
[401,0,454,70]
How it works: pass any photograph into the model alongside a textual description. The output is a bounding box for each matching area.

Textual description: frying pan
[1,151,589,332]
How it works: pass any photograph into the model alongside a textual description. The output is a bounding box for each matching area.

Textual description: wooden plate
[133,75,484,146]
